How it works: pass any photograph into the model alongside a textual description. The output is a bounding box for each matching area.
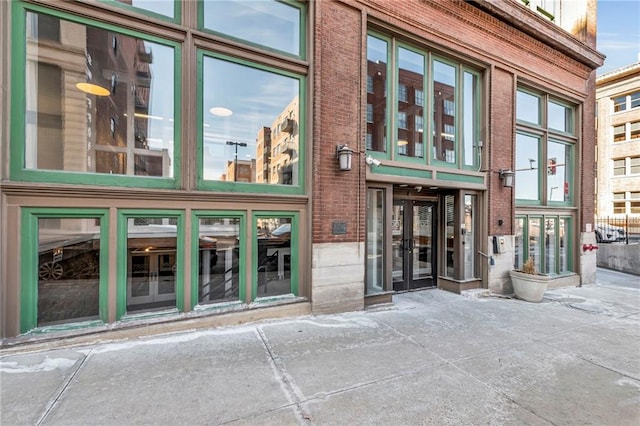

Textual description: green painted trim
[10,2,182,189]
[196,51,306,195]
[116,210,185,319]
[366,31,392,158]
[370,166,432,179]
[190,210,247,308]
[20,209,36,333]
[431,55,459,166]
[547,140,575,207]
[99,0,181,22]
[252,212,299,299]
[461,68,482,170]
[20,208,109,334]
[197,0,306,60]
[394,43,427,165]
[436,172,484,184]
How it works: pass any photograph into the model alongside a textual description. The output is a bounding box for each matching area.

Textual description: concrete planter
[509,270,550,303]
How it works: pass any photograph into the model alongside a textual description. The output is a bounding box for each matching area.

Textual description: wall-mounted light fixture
[336,144,354,171]
[499,169,514,188]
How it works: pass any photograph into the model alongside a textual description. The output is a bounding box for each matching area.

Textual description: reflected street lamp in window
[226,140,247,182]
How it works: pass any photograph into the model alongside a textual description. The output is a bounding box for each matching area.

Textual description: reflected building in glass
[1,0,603,340]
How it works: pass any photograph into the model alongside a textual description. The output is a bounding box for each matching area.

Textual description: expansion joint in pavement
[255,326,314,424]
[35,349,92,426]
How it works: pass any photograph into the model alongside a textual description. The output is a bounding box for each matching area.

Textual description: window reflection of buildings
[254,96,299,185]
[26,13,169,176]
[434,83,455,162]
[366,60,387,152]
[397,67,424,158]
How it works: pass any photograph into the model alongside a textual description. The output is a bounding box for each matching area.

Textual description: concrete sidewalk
[2,281,639,425]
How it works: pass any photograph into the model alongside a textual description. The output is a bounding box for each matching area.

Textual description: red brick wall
[312,1,365,244]
[313,0,598,243]
[489,67,515,236]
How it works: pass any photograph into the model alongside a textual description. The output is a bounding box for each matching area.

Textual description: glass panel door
[392,202,405,289]
[393,199,436,291]
[412,203,433,282]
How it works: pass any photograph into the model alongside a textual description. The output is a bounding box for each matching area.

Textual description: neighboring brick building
[595,62,640,218]
[0,0,603,341]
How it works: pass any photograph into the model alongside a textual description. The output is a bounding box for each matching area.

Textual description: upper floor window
[366,34,388,153]
[631,121,640,140]
[613,158,626,176]
[613,125,626,142]
[415,89,424,107]
[519,0,559,22]
[199,53,303,189]
[515,87,577,205]
[398,84,408,103]
[13,8,178,188]
[614,91,640,112]
[201,0,304,58]
[107,0,177,20]
[547,100,573,133]
[366,32,482,168]
[517,90,541,125]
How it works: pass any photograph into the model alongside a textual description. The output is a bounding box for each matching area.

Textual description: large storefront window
[515,88,575,205]
[516,215,572,274]
[120,212,184,317]
[201,0,303,58]
[21,209,109,333]
[15,10,178,186]
[194,215,243,307]
[255,215,297,299]
[200,54,303,190]
[365,32,482,168]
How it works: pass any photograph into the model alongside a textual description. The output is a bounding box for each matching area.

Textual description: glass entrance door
[392,200,436,291]
[128,251,176,311]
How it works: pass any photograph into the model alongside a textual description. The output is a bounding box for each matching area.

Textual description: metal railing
[595,216,640,244]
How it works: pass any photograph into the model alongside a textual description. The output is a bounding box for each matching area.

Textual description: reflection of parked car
[270,223,291,240]
[595,224,625,243]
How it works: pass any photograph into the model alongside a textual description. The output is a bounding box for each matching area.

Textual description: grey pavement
[2,270,639,425]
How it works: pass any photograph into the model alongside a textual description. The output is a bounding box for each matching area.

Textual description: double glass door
[392,200,436,291]
[128,251,176,311]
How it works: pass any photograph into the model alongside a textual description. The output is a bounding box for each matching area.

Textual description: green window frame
[515,214,573,275]
[515,87,576,207]
[191,211,247,309]
[117,209,185,319]
[98,0,181,22]
[196,50,306,195]
[252,212,299,300]
[20,208,110,334]
[365,31,483,170]
[10,2,182,189]
[366,31,391,158]
[198,0,307,60]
